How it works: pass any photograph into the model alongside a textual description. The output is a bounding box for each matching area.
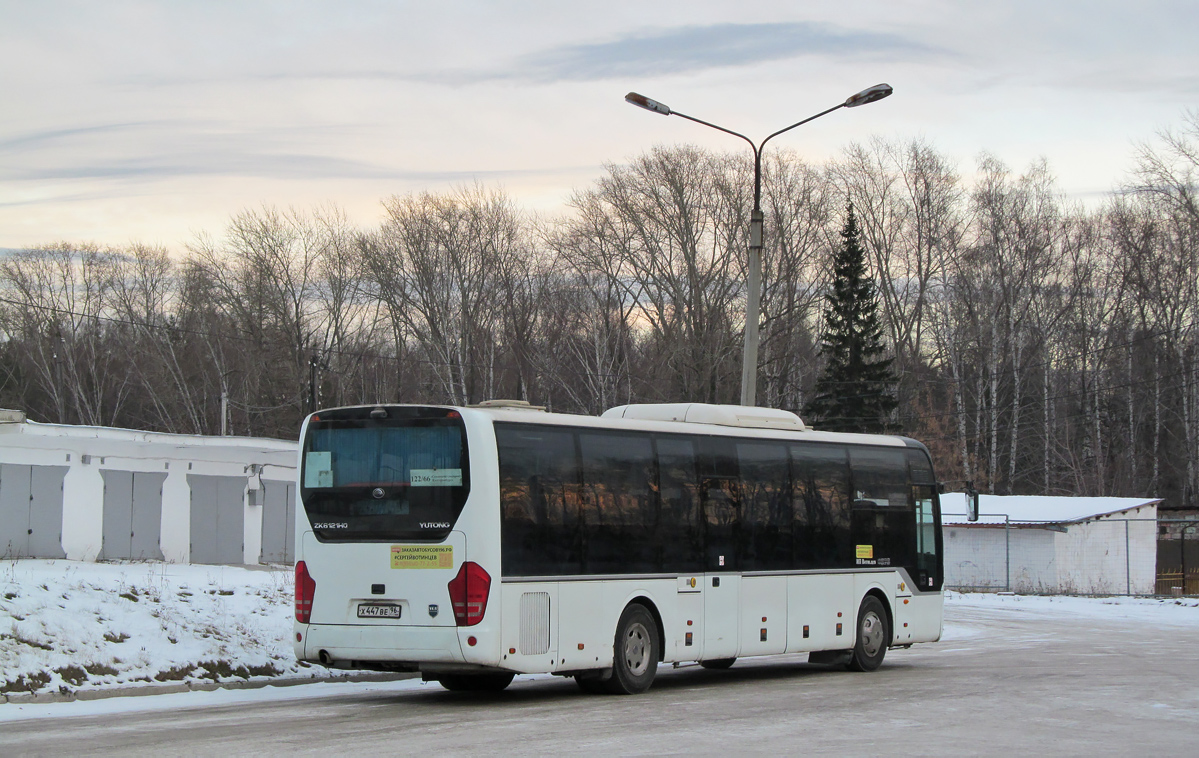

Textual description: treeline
[1,117,1197,510]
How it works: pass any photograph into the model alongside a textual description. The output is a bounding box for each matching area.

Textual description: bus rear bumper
[300,623,466,669]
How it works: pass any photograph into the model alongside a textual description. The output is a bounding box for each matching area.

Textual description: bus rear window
[301,410,469,542]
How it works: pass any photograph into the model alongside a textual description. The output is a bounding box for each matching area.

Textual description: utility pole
[309,353,322,414]
[52,331,65,423]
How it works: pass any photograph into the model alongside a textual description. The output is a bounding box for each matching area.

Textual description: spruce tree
[803,204,898,433]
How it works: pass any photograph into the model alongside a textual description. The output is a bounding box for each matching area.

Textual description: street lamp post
[625,84,893,407]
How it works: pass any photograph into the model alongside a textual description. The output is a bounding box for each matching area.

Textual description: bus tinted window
[791,444,851,568]
[849,447,915,571]
[301,413,468,542]
[307,425,461,488]
[497,423,929,578]
[579,432,656,574]
[698,436,740,571]
[906,448,935,484]
[737,441,791,571]
[655,436,704,572]
[496,425,582,576]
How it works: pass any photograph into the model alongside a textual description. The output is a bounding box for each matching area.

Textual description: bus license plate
[357,603,402,619]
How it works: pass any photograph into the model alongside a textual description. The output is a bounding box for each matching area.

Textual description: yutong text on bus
[293,401,943,694]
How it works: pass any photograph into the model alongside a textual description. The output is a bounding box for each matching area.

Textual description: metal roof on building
[941,493,1161,525]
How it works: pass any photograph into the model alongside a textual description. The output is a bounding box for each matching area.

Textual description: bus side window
[791,443,852,570]
[578,431,656,574]
[737,441,790,571]
[698,436,740,571]
[496,425,582,577]
[849,447,914,570]
[655,436,704,573]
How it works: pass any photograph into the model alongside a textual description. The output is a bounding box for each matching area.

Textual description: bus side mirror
[966,483,980,522]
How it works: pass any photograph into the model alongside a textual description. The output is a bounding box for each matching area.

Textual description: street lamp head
[844,83,893,108]
[625,92,672,116]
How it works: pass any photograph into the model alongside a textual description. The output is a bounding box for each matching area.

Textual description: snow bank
[0,677,432,722]
[944,590,1199,624]
[0,560,329,698]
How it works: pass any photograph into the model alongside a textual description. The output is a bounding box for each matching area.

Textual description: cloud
[1057,69,1199,97]
[0,123,166,152]
[0,119,605,185]
[496,22,945,83]
[1,148,598,185]
[0,190,124,209]
[124,21,943,88]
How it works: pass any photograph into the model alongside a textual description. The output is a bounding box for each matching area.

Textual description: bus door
[698,436,740,660]
[702,572,740,660]
[658,436,714,660]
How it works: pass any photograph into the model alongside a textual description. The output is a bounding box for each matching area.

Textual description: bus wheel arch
[864,587,893,644]
[630,596,666,663]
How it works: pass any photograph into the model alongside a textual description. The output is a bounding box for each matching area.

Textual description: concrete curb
[0,672,417,705]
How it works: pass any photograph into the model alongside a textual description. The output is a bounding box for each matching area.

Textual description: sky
[1,0,1197,252]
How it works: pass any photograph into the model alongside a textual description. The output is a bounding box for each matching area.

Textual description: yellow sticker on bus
[391,545,454,569]
[855,544,874,559]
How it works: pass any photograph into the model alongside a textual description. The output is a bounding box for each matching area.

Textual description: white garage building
[0,410,298,565]
[940,494,1161,595]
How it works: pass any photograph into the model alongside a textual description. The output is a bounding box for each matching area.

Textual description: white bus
[293,401,943,694]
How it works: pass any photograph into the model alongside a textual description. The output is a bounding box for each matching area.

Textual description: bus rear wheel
[846,595,889,672]
[700,657,736,670]
[605,604,659,694]
[437,672,515,692]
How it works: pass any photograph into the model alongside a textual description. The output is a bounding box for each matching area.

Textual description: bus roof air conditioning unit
[470,399,547,412]
[601,403,806,431]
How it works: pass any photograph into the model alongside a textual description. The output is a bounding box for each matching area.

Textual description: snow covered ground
[944,589,1199,625]
[0,559,333,700]
[3,560,1198,704]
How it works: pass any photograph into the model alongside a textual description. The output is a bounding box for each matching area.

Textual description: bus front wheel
[605,604,659,694]
[846,595,889,672]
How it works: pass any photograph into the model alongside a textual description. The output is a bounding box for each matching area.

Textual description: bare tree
[360,185,530,405]
[562,145,744,403]
[0,242,129,425]
[109,243,207,433]
[187,206,334,436]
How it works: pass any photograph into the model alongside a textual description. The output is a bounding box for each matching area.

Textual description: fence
[1155,519,1199,595]
[943,516,1198,597]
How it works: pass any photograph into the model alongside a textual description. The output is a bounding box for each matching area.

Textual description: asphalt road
[3,599,1198,756]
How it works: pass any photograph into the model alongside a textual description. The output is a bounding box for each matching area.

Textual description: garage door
[259,480,296,564]
[188,474,245,564]
[100,470,166,560]
[0,464,67,559]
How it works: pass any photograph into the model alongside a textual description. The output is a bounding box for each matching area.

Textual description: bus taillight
[295,561,316,623]
[447,561,491,626]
